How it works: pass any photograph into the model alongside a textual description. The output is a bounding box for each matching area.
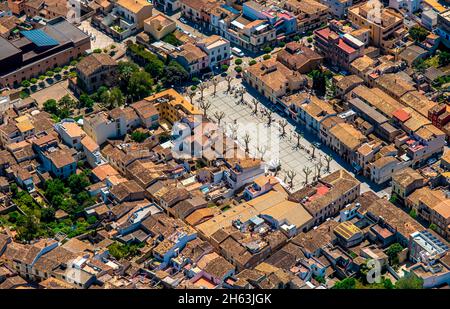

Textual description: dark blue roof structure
[20,29,59,47]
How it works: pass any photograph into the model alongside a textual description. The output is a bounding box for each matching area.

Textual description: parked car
[231,47,245,57]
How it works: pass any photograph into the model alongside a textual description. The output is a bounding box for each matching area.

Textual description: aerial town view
[0,0,449,294]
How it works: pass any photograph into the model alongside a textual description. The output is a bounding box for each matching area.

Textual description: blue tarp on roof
[21,29,59,47]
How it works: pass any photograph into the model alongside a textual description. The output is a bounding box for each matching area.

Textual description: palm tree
[286,170,296,189]
[303,166,312,185]
[212,78,219,96]
[324,155,333,172]
[213,111,225,125]
[225,76,233,92]
[242,132,251,154]
[199,100,212,117]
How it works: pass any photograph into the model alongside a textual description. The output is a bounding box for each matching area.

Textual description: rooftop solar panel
[20,29,59,47]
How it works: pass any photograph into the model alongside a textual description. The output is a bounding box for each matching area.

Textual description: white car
[232,47,245,57]
[179,17,188,24]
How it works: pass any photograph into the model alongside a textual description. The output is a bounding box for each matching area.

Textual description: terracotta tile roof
[92,164,119,181]
[329,123,367,150]
[77,53,117,77]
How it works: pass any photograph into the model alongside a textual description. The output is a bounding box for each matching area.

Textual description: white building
[369,156,409,184]
[197,35,231,70]
[55,120,86,150]
[318,0,353,18]
[422,8,438,30]
[83,111,127,145]
[389,0,421,14]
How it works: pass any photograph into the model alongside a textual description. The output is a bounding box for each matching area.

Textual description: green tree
[16,214,41,241]
[8,211,21,223]
[108,242,127,259]
[44,179,69,206]
[314,275,326,284]
[67,171,91,194]
[409,26,429,42]
[79,93,94,109]
[41,207,56,223]
[333,278,356,289]
[235,58,243,65]
[101,87,125,109]
[57,108,70,119]
[249,59,257,66]
[383,278,395,289]
[162,33,182,46]
[263,46,272,53]
[75,191,94,207]
[438,51,450,66]
[118,61,140,89]
[21,80,31,88]
[163,61,188,86]
[409,209,417,219]
[87,216,98,225]
[60,197,81,214]
[310,69,327,97]
[131,130,149,143]
[389,192,398,204]
[145,58,164,77]
[10,183,18,197]
[58,95,75,110]
[395,273,424,289]
[43,99,58,114]
[386,243,403,265]
[127,71,153,101]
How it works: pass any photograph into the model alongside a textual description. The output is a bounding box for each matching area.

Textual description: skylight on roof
[21,29,59,47]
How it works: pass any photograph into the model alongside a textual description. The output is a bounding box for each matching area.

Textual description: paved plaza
[188,78,343,191]
[79,20,123,50]
[31,80,77,107]
[186,78,387,195]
